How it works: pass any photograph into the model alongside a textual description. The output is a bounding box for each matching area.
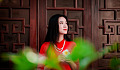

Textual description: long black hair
[44,14,71,43]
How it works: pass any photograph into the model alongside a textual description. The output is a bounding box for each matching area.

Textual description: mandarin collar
[55,39,65,44]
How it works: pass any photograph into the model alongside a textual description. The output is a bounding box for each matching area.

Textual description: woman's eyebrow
[59,21,63,22]
[59,21,66,22]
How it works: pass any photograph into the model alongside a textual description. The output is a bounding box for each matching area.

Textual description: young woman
[39,14,79,70]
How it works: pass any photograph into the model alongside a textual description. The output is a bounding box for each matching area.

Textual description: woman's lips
[63,29,67,30]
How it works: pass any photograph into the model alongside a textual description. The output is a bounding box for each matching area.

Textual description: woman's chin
[64,32,67,34]
[60,32,67,35]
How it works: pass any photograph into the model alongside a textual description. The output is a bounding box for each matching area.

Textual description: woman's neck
[57,34,64,42]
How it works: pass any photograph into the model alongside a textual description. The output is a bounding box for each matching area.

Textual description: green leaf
[67,38,98,70]
[45,44,62,70]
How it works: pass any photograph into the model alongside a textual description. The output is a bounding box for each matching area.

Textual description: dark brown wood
[99,8,120,10]
[37,0,40,52]
[75,0,77,8]
[0,0,37,69]
[30,0,37,50]
[13,43,25,52]
[54,0,56,8]
[47,7,84,10]
[0,18,26,34]
[84,0,92,40]
[92,0,120,70]
[38,0,47,51]
[20,0,23,7]
[64,9,67,16]
[91,0,99,69]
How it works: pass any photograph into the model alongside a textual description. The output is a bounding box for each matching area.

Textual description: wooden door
[92,0,120,70]
[0,0,37,69]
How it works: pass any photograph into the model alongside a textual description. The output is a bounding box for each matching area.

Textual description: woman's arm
[37,42,50,70]
[66,60,77,70]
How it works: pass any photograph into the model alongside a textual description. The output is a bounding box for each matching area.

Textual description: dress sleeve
[67,41,76,53]
[38,42,50,70]
[39,42,50,55]
[69,41,79,70]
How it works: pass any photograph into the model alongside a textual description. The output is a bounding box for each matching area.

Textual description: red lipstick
[63,29,67,30]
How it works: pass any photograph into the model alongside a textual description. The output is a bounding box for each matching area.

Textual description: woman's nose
[63,24,67,28]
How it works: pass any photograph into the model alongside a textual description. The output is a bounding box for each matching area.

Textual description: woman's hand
[44,66,51,70]
[58,54,66,62]
[58,54,77,70]
[66,60,77,70]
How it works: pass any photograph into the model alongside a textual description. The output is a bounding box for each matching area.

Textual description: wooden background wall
[0,0,120,70]
[0,0,37,69]
[92,0,120,70]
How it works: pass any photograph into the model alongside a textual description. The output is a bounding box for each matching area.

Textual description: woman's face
[58,17,68,34]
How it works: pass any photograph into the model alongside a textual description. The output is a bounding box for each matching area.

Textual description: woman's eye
[60,23,63,24]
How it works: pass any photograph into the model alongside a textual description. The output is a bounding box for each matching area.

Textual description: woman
[39,14,79,70]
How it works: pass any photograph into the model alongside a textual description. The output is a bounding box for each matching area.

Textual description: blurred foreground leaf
[66,38,98,70]
[110,43,120,70]
[45,43,62,70]
[67,38,118,70]
[2,48,45,70]
[110,57,120,70]
[1,38,119,70]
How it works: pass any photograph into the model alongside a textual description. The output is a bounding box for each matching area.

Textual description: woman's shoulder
[40,42,50,54]
[66,41,76,46]
[65,41,76,53]
[41,42,50,49]
[42,42,50,45]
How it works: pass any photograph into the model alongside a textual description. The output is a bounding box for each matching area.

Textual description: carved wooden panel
[0,0,37,69]
[98,0,120,69]
[0,0,31,50]
[0,18,26,52]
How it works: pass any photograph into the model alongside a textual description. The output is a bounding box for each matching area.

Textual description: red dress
[39,39,76,70]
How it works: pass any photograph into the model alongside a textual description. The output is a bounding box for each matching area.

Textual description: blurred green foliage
[67,38,118,70]
[1,37,119,70]
[45,44,62,70]
[110,57,120,70]
[110,43,120,70]
[2,48,39,70]
[67,38,98,70]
